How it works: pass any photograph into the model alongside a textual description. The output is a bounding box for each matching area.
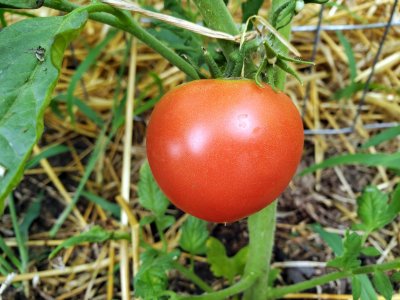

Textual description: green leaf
[352,276,361,300]
[81,190,121,219]
[20,193,43,239]
[353,186,400,233]
[336,31,357,82]
[357,274,378,300]
[138,161,170,217]
[25,144,70,169]
[140,215,156,227]
[0,0,43,9]
[157,215,175,231]
[327,231,362,271]
[333,82,365,101]
[300,152,400,176]
[361,246,381,257]
[9,195,28,272]
[49,226,129,259]
[391,271,400,283]
[372,271,393,300]
[0,11,88,213]
[311,224,343,256]
[179,216,209,255]
[267,268,281,287]
[206,237,248,282]
[135,249,179,299]
[361,125,400,149]
[241,0,264,23]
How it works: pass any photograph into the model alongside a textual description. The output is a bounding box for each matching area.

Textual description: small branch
[178,273,258,300]
[270,259,400,298]
[43,0,200,80]
[173,262,213,293]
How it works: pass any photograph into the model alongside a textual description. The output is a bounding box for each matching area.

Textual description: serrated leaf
[300,153,400,176]
[140,215,156,227]
[327,231,362,271]
[311,224,343,256]
[49,226,128,259]
[361,246,381,257]
[134,249,179,299]
[354,186,399,233]
[352,276,361,300]
[372,271,393,300]
[157,215,175,231]
[0,11,88,213]
[138,161,170,217]
[206,237,248,282]
[361,125,400,149]
[179,216,209,255]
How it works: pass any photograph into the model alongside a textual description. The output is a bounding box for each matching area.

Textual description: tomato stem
[192,0,239,59]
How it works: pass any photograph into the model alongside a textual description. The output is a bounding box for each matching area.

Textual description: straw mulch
[0,0,399,299]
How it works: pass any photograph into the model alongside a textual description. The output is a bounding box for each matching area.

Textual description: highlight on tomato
[146,79,304,222]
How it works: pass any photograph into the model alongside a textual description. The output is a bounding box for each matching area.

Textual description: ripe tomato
[146,79,303,222]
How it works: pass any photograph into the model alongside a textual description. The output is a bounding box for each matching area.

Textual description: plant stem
[155,220,168,253]
[242,202,277,300]
[173,261,213,293]
[8,196,28,273]
[270,258,400,298]
[43,0,199,80]
[192,0,239,58]
[270,1,292,91]
[179,273,258,300]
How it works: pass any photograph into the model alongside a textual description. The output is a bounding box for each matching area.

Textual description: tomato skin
[146,79,304,222]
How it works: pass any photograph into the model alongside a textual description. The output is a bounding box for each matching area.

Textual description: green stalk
[179,273,258,300]
[242,202,277,300]
[270,258,400,298]
[43,0,199,80]
[173,261,213,293]
[192,0,239,58]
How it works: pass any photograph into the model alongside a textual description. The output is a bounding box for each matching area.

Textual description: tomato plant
[146,79,304,222]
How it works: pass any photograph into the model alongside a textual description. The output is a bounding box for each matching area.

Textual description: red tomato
[146,79,304,222]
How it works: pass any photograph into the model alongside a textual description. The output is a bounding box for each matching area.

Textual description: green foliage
[372,271,393,300]
[353,275,378,300]
[361,246,381,257]
[134,249,180,299]
[353,186,400,233]
[300,152,400,176]
[241,0,264,24]
[327,231,362,270]
[49,226,129,259]
[0,0,43,9]
[0,11,88,213]
[206,237,248,283]
[81,190,121,218]
[25,144,70,169]
[311,224,343,255]
[179,216,209,255]
[138,161,170,218]
[391,271,400,283]
[361,125,400,149]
